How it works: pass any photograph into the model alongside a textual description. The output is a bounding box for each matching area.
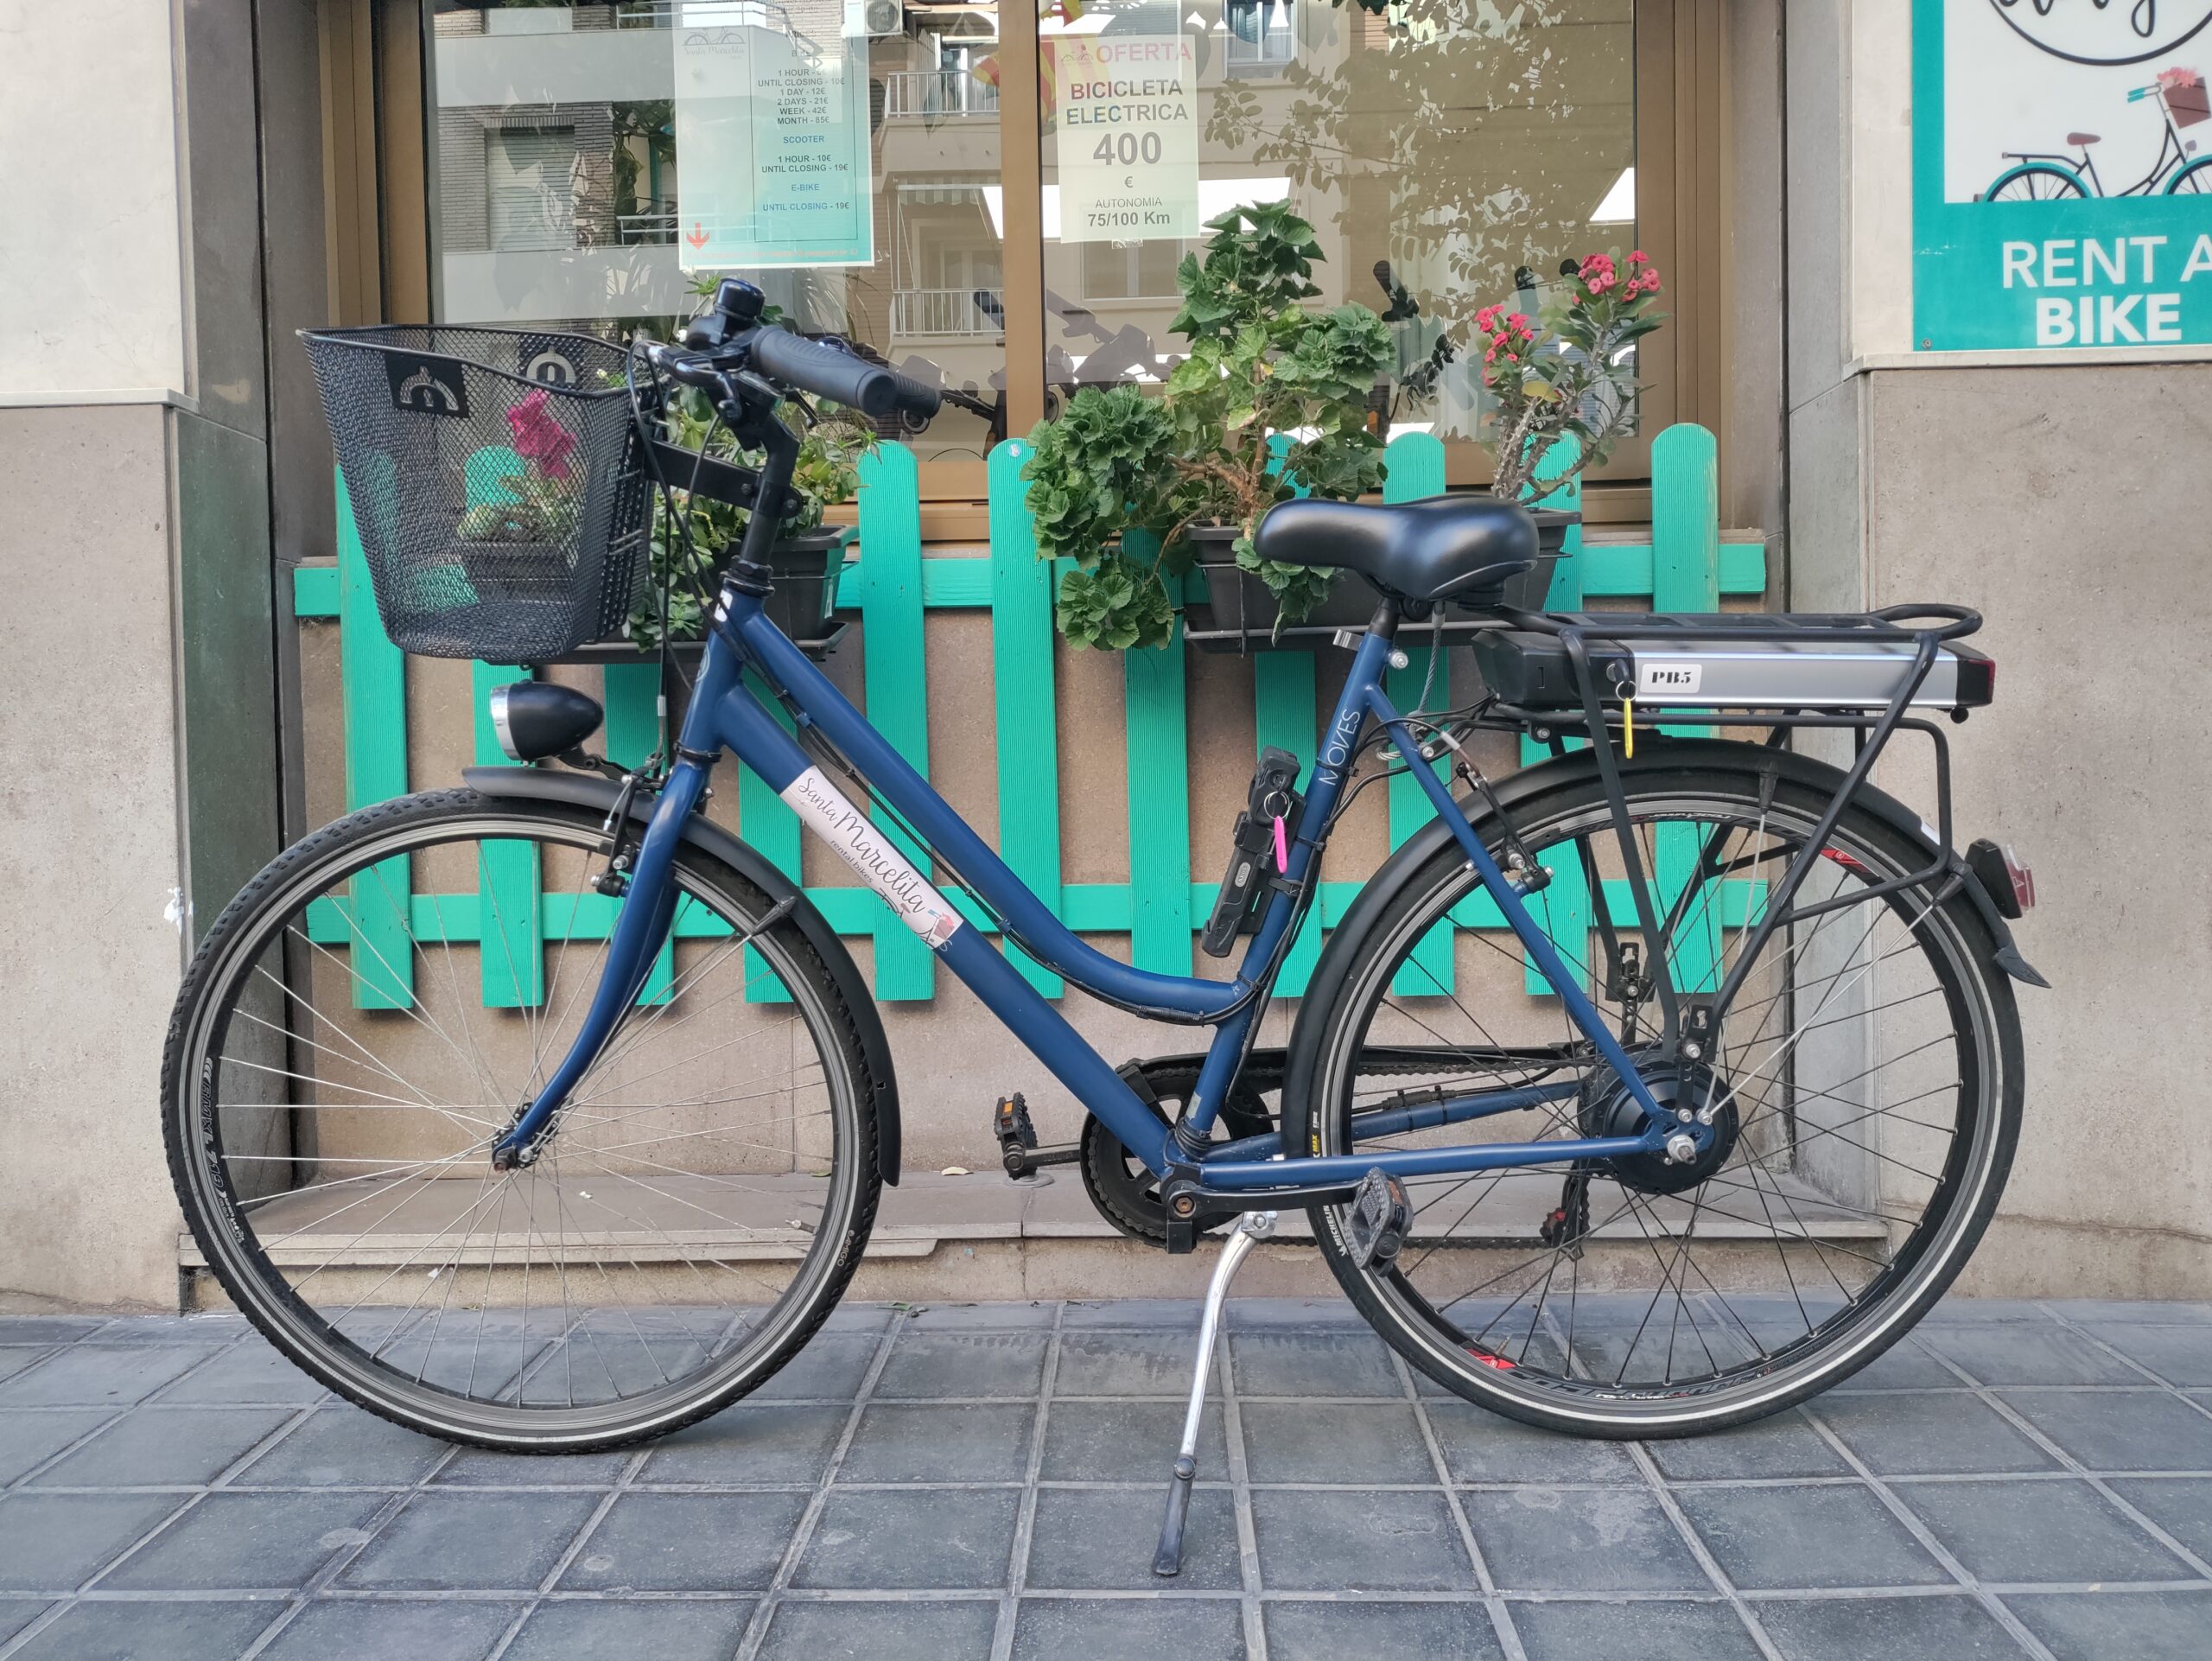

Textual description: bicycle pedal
[993,1093,1080,1178]
[995,1092,1039,1152]
[1345,1168,1413,1271]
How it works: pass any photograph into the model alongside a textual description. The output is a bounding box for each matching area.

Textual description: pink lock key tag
[1272,814,1290,871]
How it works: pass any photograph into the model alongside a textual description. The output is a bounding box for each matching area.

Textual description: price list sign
[1055,26,1200,244]
[674,0,874,269]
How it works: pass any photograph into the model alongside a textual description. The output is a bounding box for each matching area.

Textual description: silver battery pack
[1626,638,1982,708]
[1472,620,1994,712]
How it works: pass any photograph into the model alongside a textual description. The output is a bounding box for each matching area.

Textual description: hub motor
[1579,1058,1739,1196]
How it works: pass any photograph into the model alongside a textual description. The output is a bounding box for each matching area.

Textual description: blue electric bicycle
[165,281,2038,1572]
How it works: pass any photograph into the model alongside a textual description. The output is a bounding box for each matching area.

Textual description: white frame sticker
[780,767,963,949]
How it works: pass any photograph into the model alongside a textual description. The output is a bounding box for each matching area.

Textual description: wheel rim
[2169,160,2212,194]
[1312,786,2004,1426]
[174,808,863,1444]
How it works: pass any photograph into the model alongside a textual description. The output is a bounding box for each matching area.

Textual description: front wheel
[2165,156,2212,194]
[162,789,880,1452]
[1287,752,2024,1437]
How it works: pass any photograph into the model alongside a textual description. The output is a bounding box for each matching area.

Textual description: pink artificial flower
[1475,303,1503,331]
[1629,249,1649,266]
[1507,312,1529,329]
[2157,67,2196,91]
[507,388,577,480]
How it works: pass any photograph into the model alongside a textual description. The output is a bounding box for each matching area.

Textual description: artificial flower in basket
[456,388,584,544]
[1478,250,1664,504]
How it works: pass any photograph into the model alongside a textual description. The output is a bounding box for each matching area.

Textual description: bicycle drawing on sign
[1982,65,2212,197]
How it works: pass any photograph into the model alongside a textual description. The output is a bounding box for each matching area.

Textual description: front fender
[461,764,902,1185]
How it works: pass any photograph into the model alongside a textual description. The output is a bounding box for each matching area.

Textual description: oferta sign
[1914,0,2212,350]
[672,0,874,270]
[1054,24,1200,244]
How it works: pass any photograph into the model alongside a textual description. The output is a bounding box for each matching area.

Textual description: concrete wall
[1788,3,2212,1295]
[0,3,188,399]
[1861,366,2212,1295]
[0,407,192,1308]
[0,1,293,1309]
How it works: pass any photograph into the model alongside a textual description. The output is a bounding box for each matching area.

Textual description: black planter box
[531,528,852,665]
[1182,509,1574,653]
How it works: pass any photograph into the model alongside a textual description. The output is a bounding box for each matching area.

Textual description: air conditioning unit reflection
[846,0,902,35]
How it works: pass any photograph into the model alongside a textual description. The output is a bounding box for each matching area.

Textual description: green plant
[1021,201,1395,649]
[1478,251,1664,503]
[627,373,874,649]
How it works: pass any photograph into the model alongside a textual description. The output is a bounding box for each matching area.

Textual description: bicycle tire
[162,788,880,1453]
[1285,748,2023,1437]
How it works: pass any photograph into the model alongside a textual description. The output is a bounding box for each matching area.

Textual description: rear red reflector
[1966,838,2033,918]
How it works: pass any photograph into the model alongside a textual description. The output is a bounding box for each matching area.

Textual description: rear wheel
[162,789,878,1451]
[1288,754,2023,1436]
[1982,163,2089,201]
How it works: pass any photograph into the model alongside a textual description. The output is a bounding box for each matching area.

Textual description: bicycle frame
[492,592,1687,1195]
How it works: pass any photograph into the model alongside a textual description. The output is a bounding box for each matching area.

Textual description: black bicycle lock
[1200,747,1305,958]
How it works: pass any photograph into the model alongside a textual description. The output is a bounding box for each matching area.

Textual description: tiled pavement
[1,1299,2210,1660]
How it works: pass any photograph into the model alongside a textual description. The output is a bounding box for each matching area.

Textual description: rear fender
[461,765,902,1184]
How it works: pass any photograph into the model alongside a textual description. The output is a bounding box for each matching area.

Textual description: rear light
[1967,838,2034,918]
[1954,651,1996,709]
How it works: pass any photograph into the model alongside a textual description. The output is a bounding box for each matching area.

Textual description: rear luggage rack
[1474,607,1993,716]
[1452,602,2032,1021]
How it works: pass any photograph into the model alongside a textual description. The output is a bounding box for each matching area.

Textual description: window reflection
[1039,0,1636,446]
[428,0,1005,461]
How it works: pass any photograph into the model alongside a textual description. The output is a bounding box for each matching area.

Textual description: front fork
[491,754,714,1170]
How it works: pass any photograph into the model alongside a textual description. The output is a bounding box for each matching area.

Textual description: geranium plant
[457,389,582,542]
[1023,201,1395,650]
[1479,251,1664,504]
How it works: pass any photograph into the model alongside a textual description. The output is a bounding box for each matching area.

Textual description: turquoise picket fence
[293,423,1764,1009]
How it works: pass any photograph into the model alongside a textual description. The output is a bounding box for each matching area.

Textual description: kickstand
[1153,1209,1275,1577]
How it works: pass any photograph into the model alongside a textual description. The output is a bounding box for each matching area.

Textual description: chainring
[1078,1067,1275,1244]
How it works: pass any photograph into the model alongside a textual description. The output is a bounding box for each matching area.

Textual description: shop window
[376,0,1721,498]
[1040,0,1673,488]
[421,0,1007,466]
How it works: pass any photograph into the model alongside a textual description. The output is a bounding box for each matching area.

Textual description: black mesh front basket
[302,326,651,661]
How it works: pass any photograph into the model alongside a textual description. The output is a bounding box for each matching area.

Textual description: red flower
[507,388,577,481]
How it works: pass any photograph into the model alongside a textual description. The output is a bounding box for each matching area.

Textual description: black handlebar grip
[746,329,941,422]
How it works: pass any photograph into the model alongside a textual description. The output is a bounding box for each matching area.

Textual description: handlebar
[645,327,941,423]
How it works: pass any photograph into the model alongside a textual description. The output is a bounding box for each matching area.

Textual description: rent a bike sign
[1914,0,2212,350]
